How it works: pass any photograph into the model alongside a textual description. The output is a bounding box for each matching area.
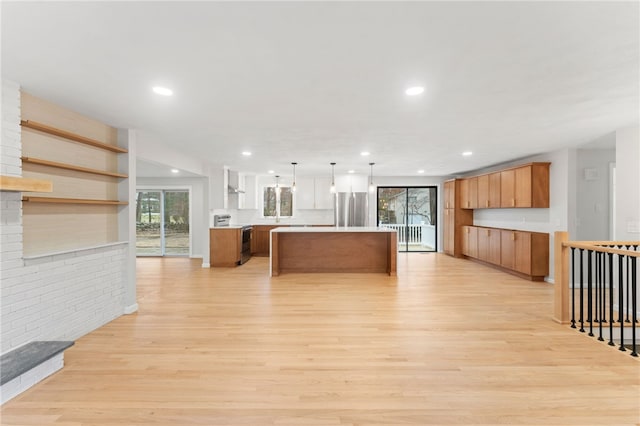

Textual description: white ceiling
[2,1,638,178]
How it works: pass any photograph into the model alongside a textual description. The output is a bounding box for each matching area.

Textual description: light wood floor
[2,254,639,425]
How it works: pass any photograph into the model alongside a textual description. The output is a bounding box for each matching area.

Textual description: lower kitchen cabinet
[463,225,549,281]
[251,225,287,256]
[210,228,241,267]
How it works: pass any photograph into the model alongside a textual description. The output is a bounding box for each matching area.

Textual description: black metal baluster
[597,252,604,341]
[595,251,600,324]
[588,249,594,337]
[618,253,626,352]
[579,249,585,333]
[571,247,576,329]
[626,245,631,322]
[602,251,607,324]
[631,256,637,357]
[608,252,615,346]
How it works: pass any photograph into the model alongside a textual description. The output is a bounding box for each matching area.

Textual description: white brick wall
[1,80,131,355]
[1,80,22,177]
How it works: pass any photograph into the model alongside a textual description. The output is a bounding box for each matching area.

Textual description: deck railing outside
[554,231,639,357]
[382,223,435,248]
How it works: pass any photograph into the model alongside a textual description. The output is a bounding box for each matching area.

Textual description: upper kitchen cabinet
[477,172,501,209]
[500,163,550,208]
[238,173,257,210]
[460,176,478,209]
[296,177,334,210]
[444,180,455,209]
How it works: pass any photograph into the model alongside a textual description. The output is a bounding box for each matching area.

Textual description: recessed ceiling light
[417,170,425,174]
[405,86,424,96]
[242,151,252,156]
[268,170,275,174]
[348,170,355,174]
[171,169,179,173]
[360,151,370,156]
[462,151,473,156]
[152,86,173,96]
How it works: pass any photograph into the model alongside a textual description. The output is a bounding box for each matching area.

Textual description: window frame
[262,184,294,218]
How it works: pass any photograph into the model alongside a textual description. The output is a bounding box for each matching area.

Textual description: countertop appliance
[213,214,231,227]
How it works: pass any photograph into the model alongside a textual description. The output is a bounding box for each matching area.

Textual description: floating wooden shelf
[20,120,128,154]
[21,157,128,179]
[22,196,127,205]
[0,175,53,193]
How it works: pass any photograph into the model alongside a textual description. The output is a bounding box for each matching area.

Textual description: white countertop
[271,226,396,233]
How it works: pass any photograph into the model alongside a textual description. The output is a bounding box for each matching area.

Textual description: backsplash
[211,208,335,226]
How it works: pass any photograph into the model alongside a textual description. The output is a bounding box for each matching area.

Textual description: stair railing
[554,231,639,357]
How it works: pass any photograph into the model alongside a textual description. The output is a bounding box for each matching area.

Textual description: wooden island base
[270,227,397,276]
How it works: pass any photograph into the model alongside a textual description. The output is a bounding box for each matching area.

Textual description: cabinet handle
[486,230,490,236]
[511,232,516,241]
[511,199,515,207]
[486,200,489,208]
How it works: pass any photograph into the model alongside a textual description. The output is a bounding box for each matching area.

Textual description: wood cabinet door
[443,209,454,255]
[210,229,240,266]
[513,231,532,274]
[477,175,489,209]
[460,178,477,209]
[488,172,501,208]
[514,166,532,207]
[487,228,501,265]
[500,170,515,208]
[462,226,478,258]
[444,180,455,209]
[477,227,489,261]
[252,225,279,256]
[500,230,515,269]
[468,177,478,209]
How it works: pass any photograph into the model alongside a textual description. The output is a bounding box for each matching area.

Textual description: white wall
[575,148,616,240]
[615,126,640,240]
[136,177,208,260]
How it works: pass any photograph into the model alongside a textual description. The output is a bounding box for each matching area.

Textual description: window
[263,186,293,217]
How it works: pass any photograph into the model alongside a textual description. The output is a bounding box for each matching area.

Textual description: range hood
[228,185,245,194]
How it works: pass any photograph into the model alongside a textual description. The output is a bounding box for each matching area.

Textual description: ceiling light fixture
[405,86,424,96]
[275,175,281,194]
[330,162,336,193]
[291,162,297,192]
[242,151,252,156]
[348,170,355,174]
[369,162,375,193]
[268,170,275,174]
[417,170,425,174]
[152,86,173,96]
[171,169,179,173]
[361,151,370,156]
[462,151,473,156]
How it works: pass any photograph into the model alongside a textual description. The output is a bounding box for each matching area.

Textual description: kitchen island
[270,227,397,276]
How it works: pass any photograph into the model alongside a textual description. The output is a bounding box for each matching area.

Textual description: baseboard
[545,277,554,284]
[202,262,210,268]
[123,303,138,314]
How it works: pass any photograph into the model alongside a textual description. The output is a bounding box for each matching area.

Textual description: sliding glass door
[136,190,190,256]
[377,186,437,252]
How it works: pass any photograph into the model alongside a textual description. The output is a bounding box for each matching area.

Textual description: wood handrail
[22,196,127,205]
[21,156,128,179]
[20,120,128,153]
[554,231,640,325]
[562,241,640,258]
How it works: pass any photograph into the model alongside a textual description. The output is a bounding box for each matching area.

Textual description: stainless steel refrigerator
[335,192,368,227]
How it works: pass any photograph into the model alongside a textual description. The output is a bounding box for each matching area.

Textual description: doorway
[377,186,437,252]
[136,189,190,256]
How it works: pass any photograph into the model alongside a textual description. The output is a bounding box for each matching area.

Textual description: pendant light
[275,175,281,194]
[330,162,336,193]
[369,162,375,192]
[291,162,297,192]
